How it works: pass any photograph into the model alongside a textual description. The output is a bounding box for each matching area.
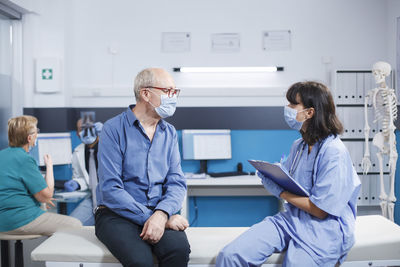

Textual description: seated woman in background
[0,115,81,236]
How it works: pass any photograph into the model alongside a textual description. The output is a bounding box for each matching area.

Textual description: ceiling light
[173,66,284,73]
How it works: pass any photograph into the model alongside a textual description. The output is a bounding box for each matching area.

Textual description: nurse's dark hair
[286,81,343,145]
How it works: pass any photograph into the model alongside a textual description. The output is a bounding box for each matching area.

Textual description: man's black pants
[95,208,191,267]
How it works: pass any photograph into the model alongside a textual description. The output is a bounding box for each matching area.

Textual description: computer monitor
[30,132,72,166]
[182,129,232,173]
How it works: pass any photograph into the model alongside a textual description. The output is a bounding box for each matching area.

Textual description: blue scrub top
[275,135,361,265]
[0,147,47,232]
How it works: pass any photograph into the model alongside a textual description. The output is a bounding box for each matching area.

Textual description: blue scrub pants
[216,217,319,267]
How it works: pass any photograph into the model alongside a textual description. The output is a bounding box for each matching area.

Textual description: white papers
[37,133,72,166]
[185,172,208,179]
[162,32,191,53]
[211,33,240,52]
[263,30,291,51]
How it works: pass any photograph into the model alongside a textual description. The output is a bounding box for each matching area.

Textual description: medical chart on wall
[162,32,191,53]
[263,30,291,51]
[211,33,240,52]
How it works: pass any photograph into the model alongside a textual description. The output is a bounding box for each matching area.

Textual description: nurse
[0,115,82,236]
[216,81,361,267]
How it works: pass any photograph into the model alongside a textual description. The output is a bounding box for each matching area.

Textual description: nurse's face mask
[284,106,309,131]
[28,127,39,151]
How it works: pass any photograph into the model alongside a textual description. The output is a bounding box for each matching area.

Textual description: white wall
[21,0,67,108]
[18,0,392,107]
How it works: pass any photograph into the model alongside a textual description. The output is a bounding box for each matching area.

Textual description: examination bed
[31,215,400,266]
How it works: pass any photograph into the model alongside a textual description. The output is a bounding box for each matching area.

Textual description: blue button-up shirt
[96,105,187,225]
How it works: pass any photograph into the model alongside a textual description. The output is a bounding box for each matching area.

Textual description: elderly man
[95,68,190,267]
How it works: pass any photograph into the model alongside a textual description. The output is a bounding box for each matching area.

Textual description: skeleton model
[362,61,397,221]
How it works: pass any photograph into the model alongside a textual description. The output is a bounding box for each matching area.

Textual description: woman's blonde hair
[8,115,38,147]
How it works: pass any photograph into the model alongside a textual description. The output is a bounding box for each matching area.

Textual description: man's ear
[140,89,150,102]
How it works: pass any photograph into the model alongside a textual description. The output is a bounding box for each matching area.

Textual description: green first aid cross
[42,68,53,80]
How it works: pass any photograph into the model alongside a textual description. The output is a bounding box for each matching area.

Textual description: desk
[181,175,272,219]
[54,191,90,215]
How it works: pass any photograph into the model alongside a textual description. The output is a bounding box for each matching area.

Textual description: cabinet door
[356,73,364,105]
[358,175,370,206]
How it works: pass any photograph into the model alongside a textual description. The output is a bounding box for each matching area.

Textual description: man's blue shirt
[96,105,187,225]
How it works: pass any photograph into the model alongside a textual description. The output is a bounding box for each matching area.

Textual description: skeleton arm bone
[362,93,372,174]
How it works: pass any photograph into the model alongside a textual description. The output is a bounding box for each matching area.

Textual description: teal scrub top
[0,147,48,232]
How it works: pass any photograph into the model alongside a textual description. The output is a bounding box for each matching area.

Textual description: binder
[248,159,310,197]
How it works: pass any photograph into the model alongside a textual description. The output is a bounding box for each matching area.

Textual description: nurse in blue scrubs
[216,81,361,267]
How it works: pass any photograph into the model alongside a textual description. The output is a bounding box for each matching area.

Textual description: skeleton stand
[363,86,397,221]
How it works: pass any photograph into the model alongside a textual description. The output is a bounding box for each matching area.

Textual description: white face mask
[148,91,177,118]
[284,106,308,131]
[28,137,37,152]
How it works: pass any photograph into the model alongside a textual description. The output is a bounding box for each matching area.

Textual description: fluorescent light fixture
[173,66,284,73]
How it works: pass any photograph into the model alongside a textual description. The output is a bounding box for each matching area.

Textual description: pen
[280,154,287,164]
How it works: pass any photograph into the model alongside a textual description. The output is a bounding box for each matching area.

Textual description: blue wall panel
[53,128,400,226]
[180,130,300,173]
[182,129,300,227]
[188,196,279,227]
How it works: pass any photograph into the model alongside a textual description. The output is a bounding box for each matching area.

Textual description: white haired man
[95,68,190,267]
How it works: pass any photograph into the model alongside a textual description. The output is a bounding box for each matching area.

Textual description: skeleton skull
[372,61,391,84]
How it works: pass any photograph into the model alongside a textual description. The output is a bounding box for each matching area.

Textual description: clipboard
[248,159,310,197]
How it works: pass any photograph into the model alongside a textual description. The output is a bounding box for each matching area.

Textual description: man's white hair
[133,68,157,101]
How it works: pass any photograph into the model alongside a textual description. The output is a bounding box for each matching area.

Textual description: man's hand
[140,210,168,244]
[166,214,189,231]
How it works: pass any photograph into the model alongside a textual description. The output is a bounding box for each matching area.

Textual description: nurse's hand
[166,214,189,231]
[43,154,53,167]
[257,171,284,198]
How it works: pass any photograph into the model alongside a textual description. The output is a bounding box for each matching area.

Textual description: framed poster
[263,30,291,51]
[211,33,240,52]
[162,32,191,53]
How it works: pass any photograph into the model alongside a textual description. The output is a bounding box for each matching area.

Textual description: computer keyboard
[208,171,254,178]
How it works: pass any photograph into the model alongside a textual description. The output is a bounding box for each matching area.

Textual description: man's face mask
[148,91,177,119]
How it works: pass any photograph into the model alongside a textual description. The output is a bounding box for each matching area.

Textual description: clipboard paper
[248,159,309,197]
